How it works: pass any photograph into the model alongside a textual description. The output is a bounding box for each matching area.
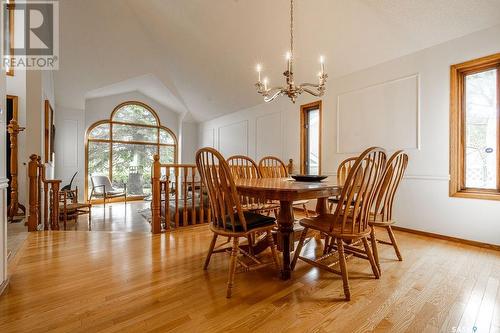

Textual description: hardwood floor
[1,227,499,332]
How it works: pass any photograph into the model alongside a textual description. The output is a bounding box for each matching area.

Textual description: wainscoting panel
[255,112,282,159]
[337,74,420,153]
[218,120,248,157]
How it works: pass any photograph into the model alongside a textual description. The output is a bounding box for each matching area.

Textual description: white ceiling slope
[54,0,500,122]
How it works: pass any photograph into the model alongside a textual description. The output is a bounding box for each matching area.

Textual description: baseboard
[0,278,9,296]
[391,226,500,251]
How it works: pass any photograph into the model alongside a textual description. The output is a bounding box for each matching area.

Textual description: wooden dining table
[234,177,341,280]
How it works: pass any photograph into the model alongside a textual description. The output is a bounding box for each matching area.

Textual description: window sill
[450,189,500,201]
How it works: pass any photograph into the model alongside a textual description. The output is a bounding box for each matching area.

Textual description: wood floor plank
[0,228,499,333]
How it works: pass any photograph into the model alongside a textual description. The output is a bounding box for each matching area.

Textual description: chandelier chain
[290,0,294,60]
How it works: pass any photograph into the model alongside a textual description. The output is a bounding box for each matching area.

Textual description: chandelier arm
[264,90,283,102]
[299,83,322,88]
[301,87,324,97]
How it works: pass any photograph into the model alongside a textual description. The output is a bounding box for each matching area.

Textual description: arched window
[86,101,177,200]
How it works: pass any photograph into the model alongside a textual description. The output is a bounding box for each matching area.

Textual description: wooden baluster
[51,181,60,230]
[151,155,161,234]
[199,171,204,224]
[174,167,179,228]
[27,155,39,231]
[37,157,42,228]
[41,162,49,230]
[191,167,196,225]
[165,167,171,230]
[183,167,188,226]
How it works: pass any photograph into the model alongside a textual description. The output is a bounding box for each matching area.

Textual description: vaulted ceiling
[54,0,500,121]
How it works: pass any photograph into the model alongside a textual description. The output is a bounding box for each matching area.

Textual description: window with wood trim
[300,101,322,175]
[450,53,500,200]
[85,102,177,201]
[4,1,15,76]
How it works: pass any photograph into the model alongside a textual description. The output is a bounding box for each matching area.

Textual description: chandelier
[255,0,327,103]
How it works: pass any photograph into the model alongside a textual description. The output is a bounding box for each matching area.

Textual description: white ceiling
[54,0,500,122]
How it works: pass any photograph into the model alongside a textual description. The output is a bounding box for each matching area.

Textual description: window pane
[465,69,498,189]
[113,124,158,143]
[160,129,175,144]
[112,143,157,196]
[88,141,110,193]
[88,123,110,140]
[307,109,320,175]
[160,146,175,164]
[112,104,157,125]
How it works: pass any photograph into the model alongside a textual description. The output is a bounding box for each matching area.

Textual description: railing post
[151,154,162,234]
[27,155,39,231]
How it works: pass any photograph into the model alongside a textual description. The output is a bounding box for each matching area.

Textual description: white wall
[180,121,198,164]
[199,24,500,246]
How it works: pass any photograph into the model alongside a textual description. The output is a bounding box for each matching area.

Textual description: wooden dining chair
[291,147,387,301]
[328,157,357,212]
[369,150,408,273]
[227,155,280,216]
[196,148,281,298]
[258,156,310,217]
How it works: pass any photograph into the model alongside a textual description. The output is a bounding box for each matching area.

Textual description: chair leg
[362,237,380,279]
[337,238,351,301]
[204,233,218,270]
[387,226,403,261]
[267,230,281,270]
[247,234,254,256]
[226,237,239,298]
[302,204,309,218]
[291,227,308,270]
[323,234,331,255]
[88,209,92,231]
[370,227,381,273]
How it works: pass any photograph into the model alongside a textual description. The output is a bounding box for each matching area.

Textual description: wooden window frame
[300,100,322,175]
[84,101,178,203]
[6,2,15,76]
[450,53,500,200]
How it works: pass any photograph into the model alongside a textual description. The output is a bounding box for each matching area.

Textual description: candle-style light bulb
[256,64,262,82]
[286,51,292,73]
[263,77,269,91]
[319,55,325,74]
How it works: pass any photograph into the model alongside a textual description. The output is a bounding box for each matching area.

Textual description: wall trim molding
[392,226,500,251]
[217,120,249,156]
[336,73,421,154]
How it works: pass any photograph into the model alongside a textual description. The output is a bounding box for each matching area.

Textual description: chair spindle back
[372,150,408,222]
[196,148,247,233]
[332,147,387,235]
[258,156,288,178]
[227,155,261,179]
[337,157,357,186]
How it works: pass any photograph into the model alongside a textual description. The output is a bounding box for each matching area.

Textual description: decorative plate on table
[291,175,328,182]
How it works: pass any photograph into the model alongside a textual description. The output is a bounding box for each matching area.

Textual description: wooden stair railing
[27,154,62,231]
[151,155,210,234]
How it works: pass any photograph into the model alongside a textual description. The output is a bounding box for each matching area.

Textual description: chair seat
[223,212,276,232]
[299,214,370,240]
[368,219,394,227]
[293,200,309,205]
[59,202,91,211]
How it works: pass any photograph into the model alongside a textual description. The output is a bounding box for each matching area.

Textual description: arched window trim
[85,101,178,202]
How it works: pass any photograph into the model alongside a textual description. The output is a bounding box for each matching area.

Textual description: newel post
[27,155,39,231]
[151,154,162,234]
